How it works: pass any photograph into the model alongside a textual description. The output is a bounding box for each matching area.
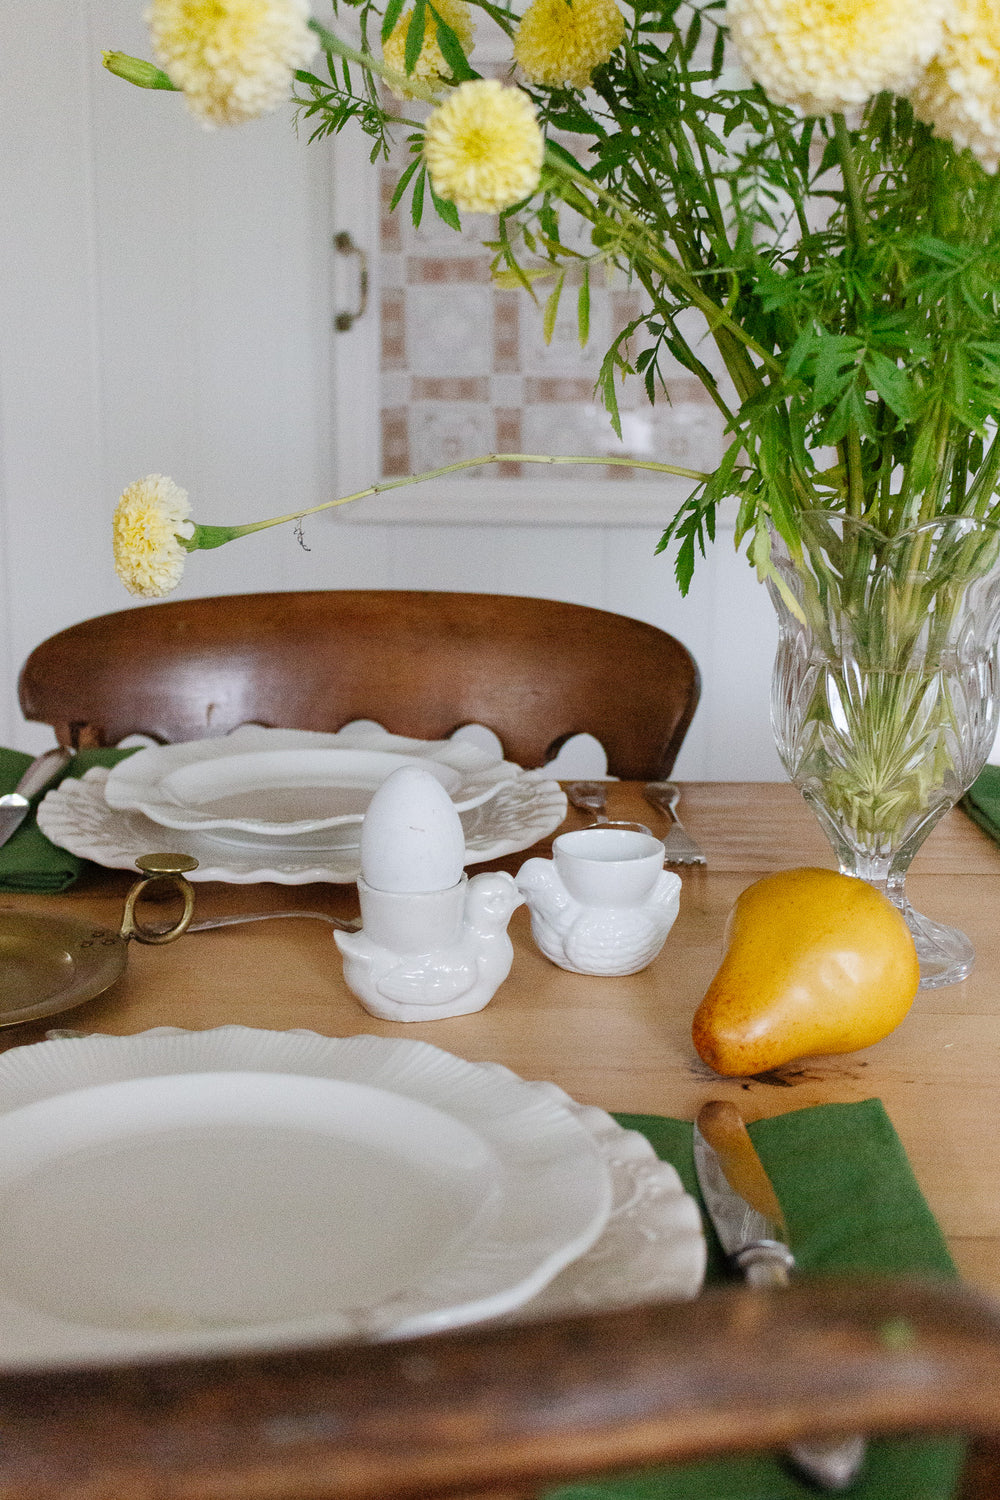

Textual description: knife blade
[0,747,72,848]
[694,1101,866,1491]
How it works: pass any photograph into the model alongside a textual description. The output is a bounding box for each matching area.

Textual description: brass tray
[0,854,198,1028]
[0,912,132,1027]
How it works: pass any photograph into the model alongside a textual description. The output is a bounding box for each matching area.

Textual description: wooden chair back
[18,590,699,777]
[0,1279,997,1498]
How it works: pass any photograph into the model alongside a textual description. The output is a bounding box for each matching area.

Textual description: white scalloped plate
[9,1032,710,1374]
[38,768,568,883]
[0,1030,622,1368]
[103,726,519,836]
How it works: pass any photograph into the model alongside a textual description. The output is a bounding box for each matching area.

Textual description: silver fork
[643,782,707,865]
[188,910,362,934]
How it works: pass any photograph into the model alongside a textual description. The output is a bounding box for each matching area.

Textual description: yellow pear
[692,866,920,1077]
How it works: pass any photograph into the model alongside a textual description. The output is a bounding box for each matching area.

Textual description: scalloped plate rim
[0,1028,706,1366]
[103,727,520,835]
[37,769,568,884]
[0,1030,613,1366]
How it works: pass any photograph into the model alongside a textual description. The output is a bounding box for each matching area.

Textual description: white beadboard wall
[0,0,784,778]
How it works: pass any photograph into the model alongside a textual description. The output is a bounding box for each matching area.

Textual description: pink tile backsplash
[377,159,725,483]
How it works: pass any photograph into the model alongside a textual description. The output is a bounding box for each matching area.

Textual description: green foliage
[296,0,1000,588]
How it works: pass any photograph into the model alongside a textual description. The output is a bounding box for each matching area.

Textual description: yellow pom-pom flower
[382,0,475,99]
[910,0,1000,173]
[146,0,318,127]
[113,475,194,598]
[726,0,948,117]
[423,79,544,213]
[513,0,625,89]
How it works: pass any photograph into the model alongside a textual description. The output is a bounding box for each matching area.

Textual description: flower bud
[102,51,177,90]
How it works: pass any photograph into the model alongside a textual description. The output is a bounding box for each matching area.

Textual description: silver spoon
[566,782,652,836]
[566,781,611,822]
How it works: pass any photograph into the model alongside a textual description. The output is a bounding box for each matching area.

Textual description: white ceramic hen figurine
[335,871,524,1021]
[516,858,681,976]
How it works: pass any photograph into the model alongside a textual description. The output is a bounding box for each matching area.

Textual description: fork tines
[643,782,707,865]
[659,828,707,865]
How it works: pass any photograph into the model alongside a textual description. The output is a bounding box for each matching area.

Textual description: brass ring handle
[333,230,369,331]
[120,854,199,945]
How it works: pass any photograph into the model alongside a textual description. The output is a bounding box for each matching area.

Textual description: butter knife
[0,746,72,848]
[694,1100,866,1490]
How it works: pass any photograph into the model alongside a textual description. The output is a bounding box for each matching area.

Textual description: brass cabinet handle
[333,230,369,331]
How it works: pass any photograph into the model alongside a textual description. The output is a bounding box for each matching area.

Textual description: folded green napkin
[961,763,1000,844]
[545,1098,963,1500]
[0,746,137,892]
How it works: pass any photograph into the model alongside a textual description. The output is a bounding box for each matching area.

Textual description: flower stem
[307,19,442,103]
[547,153,782,379]
[968,426,1000,519]
[832,113,868,252]
[183,450,716,551]
[845,425,865,517]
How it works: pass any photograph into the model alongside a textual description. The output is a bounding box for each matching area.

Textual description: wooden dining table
[3,780,999,1301]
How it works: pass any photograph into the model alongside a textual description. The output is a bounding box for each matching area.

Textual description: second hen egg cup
[517,826,681,977]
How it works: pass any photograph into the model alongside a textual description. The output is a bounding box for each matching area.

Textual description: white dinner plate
[0,1031,618,1368]
[103,726,518,836]
[38,767,568,882]
[9,1029,706,1364]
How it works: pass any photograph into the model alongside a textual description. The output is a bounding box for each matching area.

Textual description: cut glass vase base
[898,901,975,991]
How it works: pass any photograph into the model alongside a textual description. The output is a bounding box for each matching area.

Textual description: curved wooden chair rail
[0,1278,997,1500]
[17,590,700,780]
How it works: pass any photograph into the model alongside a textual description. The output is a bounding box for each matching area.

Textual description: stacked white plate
[37,724,569,883]
[0,1029,706,1369]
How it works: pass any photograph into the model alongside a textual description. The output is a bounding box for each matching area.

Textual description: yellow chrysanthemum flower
[423,79,544,213]
[382,0,475,100]
[113,475,194,598]
[513,0,625,89]
[726,0,948,117]
[146,0,318,127]
[910,0,1000,173]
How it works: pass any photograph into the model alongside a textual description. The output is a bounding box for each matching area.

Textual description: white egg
[360,765,466,892]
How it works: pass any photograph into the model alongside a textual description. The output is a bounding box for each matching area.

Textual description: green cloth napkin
[961,762,1000,844]
[544,1098,963,1500]
[0,746,137,892]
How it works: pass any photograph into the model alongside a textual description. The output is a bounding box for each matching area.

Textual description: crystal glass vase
[767,513,1000,989]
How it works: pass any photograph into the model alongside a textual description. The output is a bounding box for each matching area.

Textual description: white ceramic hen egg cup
[517,826,681,976]
[335,872,524,1022]
[556,827,666,902]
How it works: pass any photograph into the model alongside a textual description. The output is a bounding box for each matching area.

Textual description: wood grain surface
[4,781,998,1295]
